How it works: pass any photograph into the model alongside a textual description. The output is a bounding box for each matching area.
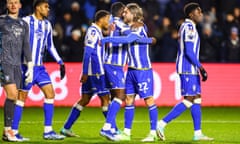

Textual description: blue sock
[124,105,135,129]
[106,100,121,129]
[191,104,201,130]
[163,102,187,123]
[148,104,158,130]
[43,102,54,126]
[64,107,81,129]
[12,104,23,131]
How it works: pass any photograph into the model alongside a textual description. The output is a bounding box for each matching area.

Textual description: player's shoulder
[87,25,100,36]
[182,21,195,31]
[0,14,7,19]
[20,18,27,24]
[22,15,34,23]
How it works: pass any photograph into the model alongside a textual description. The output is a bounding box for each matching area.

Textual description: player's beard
[40,11,49,19]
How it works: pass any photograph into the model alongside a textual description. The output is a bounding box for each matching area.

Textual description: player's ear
[189,13,193,19]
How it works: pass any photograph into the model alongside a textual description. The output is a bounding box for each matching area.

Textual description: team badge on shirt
[185,24,195,42]
[87,29,96,45]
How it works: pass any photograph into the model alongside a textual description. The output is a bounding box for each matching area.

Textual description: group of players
[0,0,214,142]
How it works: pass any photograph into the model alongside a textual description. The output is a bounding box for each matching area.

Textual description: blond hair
[126,3,143,22]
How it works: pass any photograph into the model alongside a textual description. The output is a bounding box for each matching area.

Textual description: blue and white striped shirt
[104,17,130,66]
[82,23,105,75]
[127,25,151,69]
[23,15,63,65]
[176,19,202,74]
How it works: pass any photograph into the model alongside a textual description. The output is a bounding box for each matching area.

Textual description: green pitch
[0,107,239,144]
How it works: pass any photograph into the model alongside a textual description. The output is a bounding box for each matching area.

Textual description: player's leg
[12,65,31,141]
[191,95,213,141]
[137,69,158,142]
[108,89,125,133]
[103,64,126,134]
[99,93,110,117]
[157,74,194,140]
[33,66,63,140]
[2,65,22,142]
[61,76,93,137]
[61,93,92,137]
[12,90,29,141]
[40,83,64,140]
[94,74,119,141]
[2,84,19,142]
[115,69,136,141]
[142,96,158,142]
[115,94,135,141]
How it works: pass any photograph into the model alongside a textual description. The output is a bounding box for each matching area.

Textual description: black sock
[4,98,15,127]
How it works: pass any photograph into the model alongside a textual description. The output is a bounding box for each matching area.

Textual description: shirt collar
[92,23,102,32]
[185,18,196,27]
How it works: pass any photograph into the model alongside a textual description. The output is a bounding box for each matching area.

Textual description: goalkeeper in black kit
[0,0,33,142]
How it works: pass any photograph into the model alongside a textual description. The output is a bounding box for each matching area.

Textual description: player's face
[101,15,110,30]
[37,2,50,18]
[122,7,133,25]
[191,7,203,23]
[7,0,21,15]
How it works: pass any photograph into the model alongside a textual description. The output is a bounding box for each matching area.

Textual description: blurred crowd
[1,0,240,63]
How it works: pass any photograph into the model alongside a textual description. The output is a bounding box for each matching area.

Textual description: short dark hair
[111,2,125,17]
[94,10,110,22]
[33,0,48,9]
[184,2,200,18]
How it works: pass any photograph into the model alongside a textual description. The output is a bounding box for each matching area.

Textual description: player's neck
[95,22,102,30]
[34,12,44,20]
[8,13,18,19]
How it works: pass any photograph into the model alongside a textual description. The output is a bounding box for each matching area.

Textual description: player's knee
[144,96,155,107]
[79,99,90,106]
[193,98,202,104]
[45,94,55,99]
[182,99,193,108]
[18,90,28,102]
[125,95,134,105]
[100,94,110,106]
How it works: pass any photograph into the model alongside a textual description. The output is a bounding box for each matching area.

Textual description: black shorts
[1,63,22,89]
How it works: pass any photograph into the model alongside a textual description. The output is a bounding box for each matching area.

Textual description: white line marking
[1,120,240,124]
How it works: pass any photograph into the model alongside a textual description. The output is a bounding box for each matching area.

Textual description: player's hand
[151,37,157,45]
[199,67,208,82]
[60,64,65,80]
[25,62,34,84]
[80,74,88,83]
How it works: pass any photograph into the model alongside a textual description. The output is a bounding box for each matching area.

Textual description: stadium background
[0,0,240,107]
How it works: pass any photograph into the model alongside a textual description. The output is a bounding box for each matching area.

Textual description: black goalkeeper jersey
[0,15,31,66]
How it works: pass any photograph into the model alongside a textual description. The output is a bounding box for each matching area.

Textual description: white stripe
[16,100,24,107]
[2,120,239,124]
[44,98,54,104]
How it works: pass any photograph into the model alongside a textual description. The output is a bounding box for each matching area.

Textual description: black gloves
[60,64,65,80]
[199,67,208,82]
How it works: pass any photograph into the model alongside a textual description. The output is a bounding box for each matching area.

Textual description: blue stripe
[29,16,34,52]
